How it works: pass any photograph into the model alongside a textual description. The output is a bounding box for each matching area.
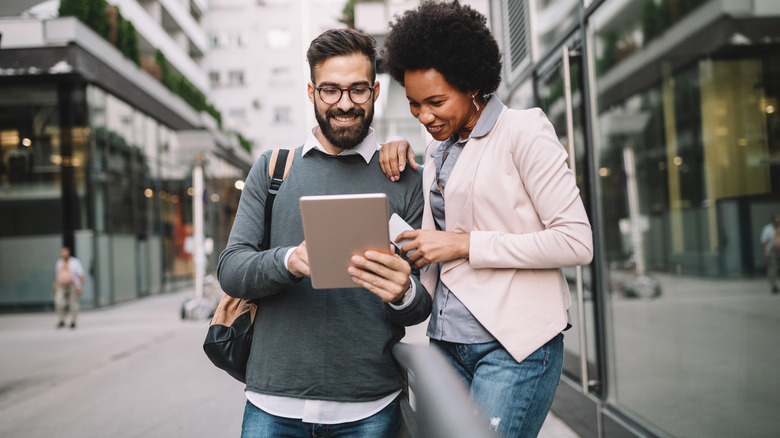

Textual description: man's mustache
[327,108,365,118]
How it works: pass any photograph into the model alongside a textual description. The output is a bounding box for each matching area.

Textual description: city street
[0,289,578,438]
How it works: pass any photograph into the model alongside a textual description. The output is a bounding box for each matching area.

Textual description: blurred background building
[0,0,779,437]
[204,0,346,152]
[0,0,253,308]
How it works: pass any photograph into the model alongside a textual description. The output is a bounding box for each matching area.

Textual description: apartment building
[204,0,347,156]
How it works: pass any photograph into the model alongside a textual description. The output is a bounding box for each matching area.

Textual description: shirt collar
[470,94,503,138]
[436,94,504,151]
[303,126,377,164]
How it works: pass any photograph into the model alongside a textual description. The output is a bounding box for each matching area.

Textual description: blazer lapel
[443,107,506,235]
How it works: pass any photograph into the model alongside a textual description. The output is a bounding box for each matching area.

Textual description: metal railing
[392,343,493,438]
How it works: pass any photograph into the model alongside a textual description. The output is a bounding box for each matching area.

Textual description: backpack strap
[260,149,294,250]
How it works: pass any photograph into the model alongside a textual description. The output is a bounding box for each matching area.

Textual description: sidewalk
[0,289,579,437]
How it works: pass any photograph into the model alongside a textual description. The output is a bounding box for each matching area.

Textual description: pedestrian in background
[760,214,780,294]
[54,247,84,329]
[378,1,593,436]
[217,28,431,437]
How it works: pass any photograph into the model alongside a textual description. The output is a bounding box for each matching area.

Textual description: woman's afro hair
[381,0,502,95]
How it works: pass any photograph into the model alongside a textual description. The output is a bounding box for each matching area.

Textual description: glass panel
[536,50,599,389]
[0,84,61,237]
[589,0,780,435]
[532,0,580,56]
[507,78,535,110]
[69,84,90,231]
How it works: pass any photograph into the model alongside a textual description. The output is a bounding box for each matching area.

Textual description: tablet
[299,193,391,289]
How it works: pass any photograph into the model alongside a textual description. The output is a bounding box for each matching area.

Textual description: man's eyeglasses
[313,84,375,105]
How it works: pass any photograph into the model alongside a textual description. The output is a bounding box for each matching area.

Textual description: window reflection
[532,0,579,56]
[591,0,780,435]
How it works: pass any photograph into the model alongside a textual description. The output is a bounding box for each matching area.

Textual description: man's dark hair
[381,0,502,95]
[307,28,377,83]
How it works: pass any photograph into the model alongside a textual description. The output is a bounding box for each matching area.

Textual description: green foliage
[642,0,708,44]
[59,0,221,127]
[59,0,110,38]
[206,104,222,127]
[236,133,252,154]
[58,0,87,20]
[339,0,356,28]
[597,28,619,75]
[86,0,110,39]
[154,50,223,128]
[117,13,140,66]
[59,0,139,65]
[339,0,382,29]
[641,0,663,43]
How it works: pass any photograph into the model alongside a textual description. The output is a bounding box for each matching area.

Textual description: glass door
[536,41,602,395]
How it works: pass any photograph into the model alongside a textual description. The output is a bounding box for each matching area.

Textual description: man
[217,28,431,437]
[760,214,780,294]
[54,247,85,329]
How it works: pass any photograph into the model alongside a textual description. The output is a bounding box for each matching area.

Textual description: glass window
[228,70,245,87]
[0,83,89,236]
[228,108,246,119]
[532,0,580,56]
[209,34,220,49]
[228,32,244,47]
[274,107,292,124]
[507,78,535,110]
[535,45,598,389]
[589,0,780,435]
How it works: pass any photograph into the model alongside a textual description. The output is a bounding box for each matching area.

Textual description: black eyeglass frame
[312,84,376,105]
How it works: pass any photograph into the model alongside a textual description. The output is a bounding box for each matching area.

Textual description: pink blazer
[420,105,593,362]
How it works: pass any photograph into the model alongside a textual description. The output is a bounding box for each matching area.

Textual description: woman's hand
[379,139,419,182]
[397,230,469,269]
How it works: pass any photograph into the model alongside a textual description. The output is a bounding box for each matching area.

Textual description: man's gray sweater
[217,146,431,402]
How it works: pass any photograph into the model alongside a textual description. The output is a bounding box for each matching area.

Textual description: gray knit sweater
[217,146,431,402]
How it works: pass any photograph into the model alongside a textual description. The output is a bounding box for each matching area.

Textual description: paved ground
[0,289,579,438]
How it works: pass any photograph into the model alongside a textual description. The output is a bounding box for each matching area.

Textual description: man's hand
[348,246,411,303]
[288,241,311,278]
[396,230,470,269]
[379,139,419,182]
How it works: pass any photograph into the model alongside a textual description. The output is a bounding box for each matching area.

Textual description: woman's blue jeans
[431,333,564,438]
[240,397,401,438]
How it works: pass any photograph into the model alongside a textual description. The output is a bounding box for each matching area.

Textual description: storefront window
[589,0,779,435]
[534,42,601,390]
[0,83,89,236]
[0,85,61,236]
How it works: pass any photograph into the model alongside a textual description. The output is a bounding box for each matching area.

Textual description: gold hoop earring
[472,94,480,112]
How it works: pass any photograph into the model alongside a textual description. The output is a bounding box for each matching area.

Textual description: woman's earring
[472,94,480,111]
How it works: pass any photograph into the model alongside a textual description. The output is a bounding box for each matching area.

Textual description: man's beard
[314,102,373,151]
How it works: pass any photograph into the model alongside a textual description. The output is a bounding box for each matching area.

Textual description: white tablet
[299,193,391,289]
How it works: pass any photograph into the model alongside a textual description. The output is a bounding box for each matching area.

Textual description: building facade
[0,1,252,310]
[362,0,780,437]
[204,0,348,157]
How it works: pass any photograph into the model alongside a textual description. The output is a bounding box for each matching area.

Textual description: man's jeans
[240,397,401,438]
[431,333,564,438]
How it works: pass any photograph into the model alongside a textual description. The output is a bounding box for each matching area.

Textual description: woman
[379,1,593,436]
